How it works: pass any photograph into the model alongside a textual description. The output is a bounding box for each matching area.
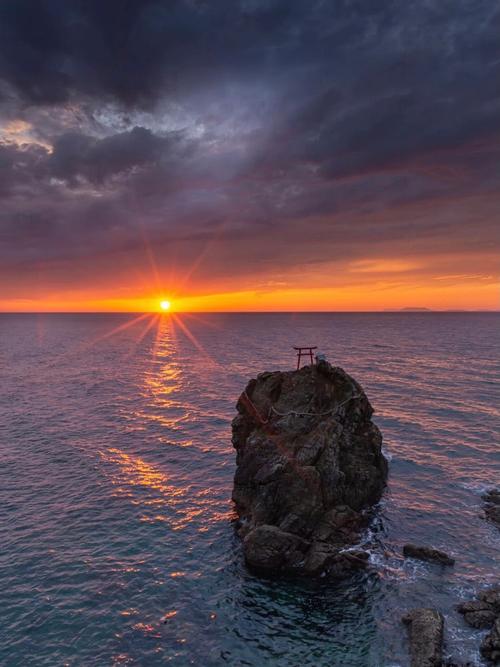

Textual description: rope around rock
[270,393,361,418]
[240,390,361,424]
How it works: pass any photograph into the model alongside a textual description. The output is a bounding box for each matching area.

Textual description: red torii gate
[293,346,317,370]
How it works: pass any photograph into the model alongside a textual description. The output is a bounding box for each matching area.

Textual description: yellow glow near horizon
[160,300,171,311]
[0,272,498,313]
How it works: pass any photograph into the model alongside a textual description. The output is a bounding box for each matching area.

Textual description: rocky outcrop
[403,543,455,566]
[457,599,497,629]
[231,361,388,576]
[482,618,500,664]
[483,489,500,528]
[457,586,500,664]
[402,608,444,667]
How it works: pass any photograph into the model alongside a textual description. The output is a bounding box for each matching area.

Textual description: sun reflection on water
[139,315,189,430]
[100,448,186,499]
[98,312,234,534]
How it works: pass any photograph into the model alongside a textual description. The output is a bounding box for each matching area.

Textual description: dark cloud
[49,126,175,184]
[0,0,499,298]
[0,141,49,195]
[0,0,300,107]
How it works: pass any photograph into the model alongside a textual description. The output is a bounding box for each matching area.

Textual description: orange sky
[1,2,500,314]
[2,263,498,312]
[2,166,498,313]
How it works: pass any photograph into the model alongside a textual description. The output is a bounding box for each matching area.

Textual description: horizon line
[1,309,499,315]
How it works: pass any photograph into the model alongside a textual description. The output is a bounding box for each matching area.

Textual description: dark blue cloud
[49,126,173,184]
[0,0,499,289]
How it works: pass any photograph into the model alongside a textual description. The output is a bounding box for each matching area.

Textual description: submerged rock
[402,608,444,667]
[483,489,500,528]
[403,543,455,566]
[231,361,388,576]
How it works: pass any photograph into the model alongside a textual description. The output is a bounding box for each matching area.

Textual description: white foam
[459,481,496,495]
[382,447,393,461]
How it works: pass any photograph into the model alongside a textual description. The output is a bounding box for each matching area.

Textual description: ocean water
[0,312,499,667]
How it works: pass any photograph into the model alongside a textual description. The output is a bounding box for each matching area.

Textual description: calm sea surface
[1,313,499,666]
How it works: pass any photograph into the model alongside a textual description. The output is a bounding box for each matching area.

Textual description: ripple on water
[0,312,498,666]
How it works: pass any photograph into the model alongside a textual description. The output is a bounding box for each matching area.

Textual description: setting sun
[160,300,171,311]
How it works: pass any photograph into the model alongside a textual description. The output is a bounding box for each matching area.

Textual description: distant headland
[383,307,433,312]
[399,307,432,312]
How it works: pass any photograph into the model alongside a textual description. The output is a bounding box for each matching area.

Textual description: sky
[0,0,499,312]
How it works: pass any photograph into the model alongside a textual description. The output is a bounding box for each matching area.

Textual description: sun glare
[160,300,171,311]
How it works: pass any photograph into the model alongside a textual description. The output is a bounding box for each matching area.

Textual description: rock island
[231,360,388,577]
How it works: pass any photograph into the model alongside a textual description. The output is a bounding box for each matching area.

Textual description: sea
[1,312,499,666]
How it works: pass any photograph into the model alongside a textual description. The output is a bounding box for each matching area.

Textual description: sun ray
[176,220,228,292]
[126,314,160,358]
[171,313,220,368]
[53,312,152,365]
[179,311,220,330]
[91,312,152,345]
[138,222,163,295]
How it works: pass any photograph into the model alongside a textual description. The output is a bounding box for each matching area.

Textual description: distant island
[382,308,498,313]
[383,307,433,312]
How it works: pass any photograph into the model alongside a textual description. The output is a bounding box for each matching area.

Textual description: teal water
[1,313,499,666]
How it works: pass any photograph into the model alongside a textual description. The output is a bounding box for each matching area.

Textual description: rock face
[458,586,500,665]
[231,361,388,576]
[403,543,455,566]
[402,608,444,667]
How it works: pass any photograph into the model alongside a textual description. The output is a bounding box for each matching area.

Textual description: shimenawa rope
[240,390,361,424]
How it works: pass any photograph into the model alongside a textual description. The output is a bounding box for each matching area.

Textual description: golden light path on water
[93,312,233,656]
[98,311,233,541]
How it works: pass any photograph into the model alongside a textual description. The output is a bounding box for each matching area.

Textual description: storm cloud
[0,0,499,306]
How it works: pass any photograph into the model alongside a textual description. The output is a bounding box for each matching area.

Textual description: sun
[160,300,171,311]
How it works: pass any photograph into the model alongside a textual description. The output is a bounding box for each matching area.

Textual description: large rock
[231,361,388,576]
[402,608,444,667]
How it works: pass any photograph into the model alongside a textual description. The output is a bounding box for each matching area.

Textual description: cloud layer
[0,0,499,308]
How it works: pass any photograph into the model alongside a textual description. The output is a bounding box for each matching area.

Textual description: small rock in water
[457,603,496,629]
[231,361,388,577]
[479,586,500,613]
[402,608,444,667]
[458,586,500,630]
[482,489,500,528]
[403,543,455,566]
[483,489,500,504]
